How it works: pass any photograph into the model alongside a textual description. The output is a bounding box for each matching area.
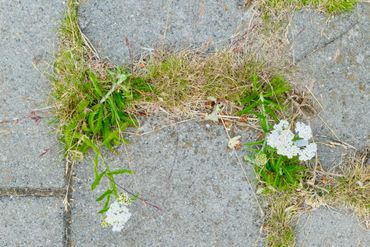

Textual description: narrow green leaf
[96,189,113,202]
[89,71,103,97]
[98,194,111,214]
[91,170,106,191]
[107,174,118,198]
[107,169,135,176]
[82,136,100,155]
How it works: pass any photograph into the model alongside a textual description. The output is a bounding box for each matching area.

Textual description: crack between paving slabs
[294,20,360,64]
[63,160,74,247]
[0,187,66,197]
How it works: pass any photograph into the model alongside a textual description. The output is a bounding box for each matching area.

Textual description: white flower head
[274,120,289,131]
[298,143,317,161]
[267,120,317,161]
[295,122,313,140]
[276,144,300,159]
[104,194,132,232]
[267,127,294,147]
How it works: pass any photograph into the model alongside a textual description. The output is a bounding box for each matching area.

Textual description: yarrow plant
[245,120,317,190]
[102,193,133,232]
[267,120,317,161]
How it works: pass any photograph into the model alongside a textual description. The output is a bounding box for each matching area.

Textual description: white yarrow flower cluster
[295,122,313,140]
[266,120,317,161]
[104,194,132,232]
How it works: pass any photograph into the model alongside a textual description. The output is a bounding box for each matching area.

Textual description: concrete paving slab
[0,119,64,188]
[0,0,65,187]
[289,3,370,168]
[0,196,64,247]
[72,118,262,246]
[288,8,359,63]
[0,0,64,117]
[296,207,370,247]
[79,0,251,64]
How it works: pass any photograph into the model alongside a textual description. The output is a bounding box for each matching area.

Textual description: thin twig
[219,115,264,217]
[115,183,163,211]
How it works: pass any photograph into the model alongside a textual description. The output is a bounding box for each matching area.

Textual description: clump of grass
[261,0,358,15]
[53,0,152,213]
[260,148,369,246]
[263,192,297,247]
[134,50,286,115]
[321,149,370,221]
[242,75,306,191]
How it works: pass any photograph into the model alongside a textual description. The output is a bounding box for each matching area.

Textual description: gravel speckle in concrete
[0,197,64,247]
[79,0,251,64]
[289,3,370,168]
[0,0,65,187]
[296,207,370,247]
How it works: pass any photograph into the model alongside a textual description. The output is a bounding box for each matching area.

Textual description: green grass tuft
[53,0,152,213]
[134,50,290,116]
[259,148,369,246]
[263,0,358,14]
[264,192,296,247]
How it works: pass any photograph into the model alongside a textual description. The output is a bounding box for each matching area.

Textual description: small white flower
[104,196,132,232]
[274,120,289,131]
[295,122,313,140]
[298,143,317,161]
[267,128,295,157]
[267,129,294,148]
[276,144,299,159]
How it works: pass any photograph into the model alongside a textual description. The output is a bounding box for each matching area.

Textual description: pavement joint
[0,187,66,197]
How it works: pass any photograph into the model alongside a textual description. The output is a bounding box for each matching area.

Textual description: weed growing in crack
[245,121,314,190]
[241,75,369,245]
[133,50,280,114]
[263,192,296,247]
[238,73,291,129]
[261,148,369,247]
[53,0,152,221]
[238,71,310,190]
[260,0,358,15]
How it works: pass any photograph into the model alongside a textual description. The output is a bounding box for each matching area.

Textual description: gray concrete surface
[0,196,64,247]
[1,0,368,246]
[79,0,251,64]
[296,207,370,247]
[71,118,262,246]
[0,120,64,188]
[0,1,66,246]
[0,0,65,187]
[289,3,370,168]
[288,5,370,246]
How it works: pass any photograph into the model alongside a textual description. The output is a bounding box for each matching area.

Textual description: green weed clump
[262,0,358,14]
[240,72,306,191]
[53,0,152,213]
[138,51,282,112]
[238,73,291,130]
[263,192,297,247]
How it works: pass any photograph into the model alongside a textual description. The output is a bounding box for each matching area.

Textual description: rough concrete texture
[0,196,64,247]
[296,207,370,247]
[79,0,251,64]
[289,3,370,168]
[72,118,262,246]
[288,4,370,245]
[0,120,64,188]
[0,0,65,187]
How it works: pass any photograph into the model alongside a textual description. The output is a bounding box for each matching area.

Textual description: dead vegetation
[262,147,369,246]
